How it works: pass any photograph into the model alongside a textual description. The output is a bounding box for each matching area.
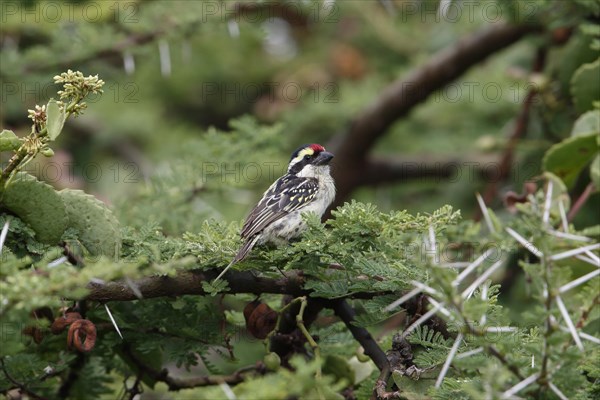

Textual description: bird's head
[287,144,334,176]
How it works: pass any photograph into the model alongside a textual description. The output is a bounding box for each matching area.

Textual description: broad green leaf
[0,129,21,151]
[46,99,66,141]
[542,133,599,188]
[59,189,121,258]
[591,154,600,189]
[571,59,600,114]
[1,172,68,244]
[572,110,600,137]
[557,33,597,91]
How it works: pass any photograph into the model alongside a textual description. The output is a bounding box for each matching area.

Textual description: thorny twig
[121,343,257,390]
[568,182,596,222]
[476,47,546,217]
[0,358,45,400]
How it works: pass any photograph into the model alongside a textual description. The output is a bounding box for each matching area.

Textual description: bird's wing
[240,175,319,239]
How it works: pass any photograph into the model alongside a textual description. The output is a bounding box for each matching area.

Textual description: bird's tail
[214,236,259,282]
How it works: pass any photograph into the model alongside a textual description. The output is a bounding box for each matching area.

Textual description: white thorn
[47,257,67,268]
[123,50,135,75]
[480,282,489,325]
[214,260,235,282]
[531,355,535,368]
[384,287,422,312]
[428,225,437,263]
[584,250,600,266]
[559,269,600,293]
[542,180,553,225]
[125,277,143,299]
[461,259,504,300]
[548,230,592,242]
[402,303,443,338]
[505,227,543,258]
[0,221,10,256]
[438,0,453,19]
[559,326,600,344]
[227,20,240,38]
[104,304,123,340]
[502,373,539,398]
[548,382,569,400]
[485,326,517,333]
[549,243,600,261]
[453,248,495,286]
[410,280,440,296]
[558,199,569,232]
[219,382,237,400]
[455,347,483,359]
[476,193,496,234]
[435,332,463,388]
[555,296,583,351]
[438,262,471,268]
[158,40,172,77]
[575,254,600,268]
[427,297,453,319]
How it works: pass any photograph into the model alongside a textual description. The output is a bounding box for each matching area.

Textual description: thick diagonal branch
[359,154,497,187]
[328,23,540,207]
[329,299,389,371]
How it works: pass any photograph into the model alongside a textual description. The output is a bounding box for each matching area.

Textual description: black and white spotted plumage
[240,175,319,239]
[214,144,335,281]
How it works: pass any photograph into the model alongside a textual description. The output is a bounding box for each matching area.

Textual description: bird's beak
[314,151,334,166]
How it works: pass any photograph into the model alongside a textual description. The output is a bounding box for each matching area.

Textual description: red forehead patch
[309,144,325,152]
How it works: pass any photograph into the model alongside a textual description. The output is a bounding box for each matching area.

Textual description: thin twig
[295,297,322,379]
[487,345,525,381]
[568,183,596,222]
[476,47,545,216]
[373,364,405,400]
[122,343,255,390]
[328,23,540,209]
[0,358,46,400]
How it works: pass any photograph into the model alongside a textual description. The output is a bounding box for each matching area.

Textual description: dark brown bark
[327,23,540,210]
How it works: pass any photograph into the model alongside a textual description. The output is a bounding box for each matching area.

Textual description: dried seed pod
[244,302,278,340]
[51,312,82,334]
[67,320,97,352]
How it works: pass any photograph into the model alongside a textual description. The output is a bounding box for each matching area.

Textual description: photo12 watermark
[199,1,339,23]
[398,0,539,23]
[1,82,140,105]
[1,1,139,24]
[200,81,339,104]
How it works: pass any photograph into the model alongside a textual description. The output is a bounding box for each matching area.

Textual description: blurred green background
[1,0,598,232]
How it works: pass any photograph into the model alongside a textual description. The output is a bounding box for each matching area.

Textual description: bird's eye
[304,155,311,160]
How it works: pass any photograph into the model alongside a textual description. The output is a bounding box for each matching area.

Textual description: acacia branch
[0,358,45,400]
[374,365,405,400]
[476,47,546,217]
[85,269,383,302]
[330,299,389,371]
[568,182,596,222]
[359,154,498,187]
[328,22,540,207]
